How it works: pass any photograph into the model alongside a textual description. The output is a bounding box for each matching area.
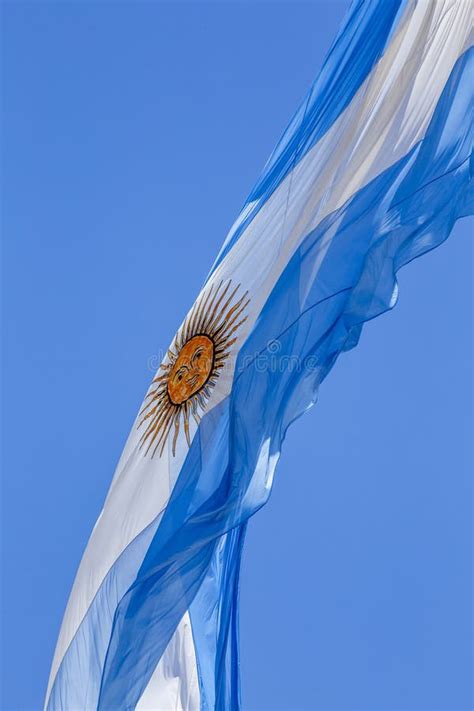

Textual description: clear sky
[2,2,472,710]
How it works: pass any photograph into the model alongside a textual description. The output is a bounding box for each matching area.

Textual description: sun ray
[177,314,191,350]
[137,397,169,429]
[200,281,231,333]
[142,398,171,442]
[184,293,202,344]
[151,371,171,383]
[209,291,247,337]
[141,389,168,412]
[148,408,175,457]
[190,398,201,427]
[193,283,216,335]
[143,388,166,406]
[188,285,209,336]
[145,378,168,394]
[195,281,221,334]
[212,296,250,339]
[195,282,217,333]
[183,402,191,447]
[205,283,239,335]
[181,312,193,346]
[148,407,173,454]
[215,341,237,357]
[218,317,248,345]
[156,410,177,457]
[171,412,181,456]
[139,404,172,451]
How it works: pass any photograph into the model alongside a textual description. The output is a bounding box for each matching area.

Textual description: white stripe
[47,0,471,704]
[135,613,200,711]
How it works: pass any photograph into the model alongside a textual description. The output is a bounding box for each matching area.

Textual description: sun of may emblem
[138,280,250,457]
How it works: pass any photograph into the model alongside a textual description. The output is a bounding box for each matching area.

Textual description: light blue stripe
[91,47,473,711]
[189,525,246,710]
[208,0,406,276]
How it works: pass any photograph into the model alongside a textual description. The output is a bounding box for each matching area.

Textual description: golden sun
[138,280,250,458]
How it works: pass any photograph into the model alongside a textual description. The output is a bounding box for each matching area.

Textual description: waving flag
[46,1,473,709]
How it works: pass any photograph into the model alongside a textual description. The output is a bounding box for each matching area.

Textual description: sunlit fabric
[46,1,473,709]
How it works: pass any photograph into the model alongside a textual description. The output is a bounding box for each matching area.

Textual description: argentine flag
[46,1,473,709]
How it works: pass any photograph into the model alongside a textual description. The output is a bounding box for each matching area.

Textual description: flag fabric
[46,1,473,709]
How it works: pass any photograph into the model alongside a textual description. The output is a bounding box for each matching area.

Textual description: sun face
[138,280,249,458]
[167,335,214,405]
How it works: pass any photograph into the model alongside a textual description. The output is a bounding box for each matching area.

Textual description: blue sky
[2,2,472,710]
